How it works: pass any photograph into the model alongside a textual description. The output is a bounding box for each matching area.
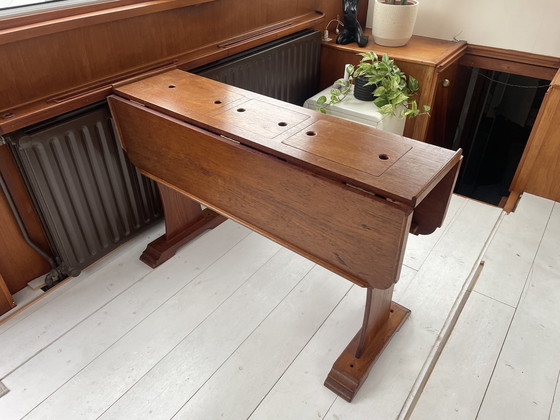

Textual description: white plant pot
[372,0,419,47]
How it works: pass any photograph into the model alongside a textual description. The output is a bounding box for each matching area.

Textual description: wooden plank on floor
[0,379,8,398]
[0,224,163,378]
[250,284,364,420]
[32,247,313,420]
[477,203,560,420]
[474,193,554,306]
[0,223,162,332]
[0,221,253,419]
[250,266,417,420]
[409,291,514,420]
[170,264,353,420]
[322,199,502,420]
[96,248,316,420]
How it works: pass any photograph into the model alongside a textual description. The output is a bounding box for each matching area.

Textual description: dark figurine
[336,0,368,47]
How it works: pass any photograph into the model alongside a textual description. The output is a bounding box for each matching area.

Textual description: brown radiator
[6,102,162,281]
[190,29,321,106]
[4,30,320,283]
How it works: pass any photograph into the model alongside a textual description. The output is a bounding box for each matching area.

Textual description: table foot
[325,300,410,402]
[140,208,226,268]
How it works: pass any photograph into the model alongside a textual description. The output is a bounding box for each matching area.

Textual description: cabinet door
[426,62,471,148]
[509,72,560,203]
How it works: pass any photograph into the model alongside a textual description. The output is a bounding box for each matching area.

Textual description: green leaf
[331,88,342,96]
[373,97,388,108]
[317,96,327,105]
[379,104,395,115]
[408,75,419,92]
[373,86,385,96]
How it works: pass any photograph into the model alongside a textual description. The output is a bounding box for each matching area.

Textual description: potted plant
[371,0,419,47]
[317,51,429,119]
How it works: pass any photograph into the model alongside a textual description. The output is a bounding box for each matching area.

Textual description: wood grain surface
[509,69,560,204]
[109,96,412,289]
[113,70,462,208]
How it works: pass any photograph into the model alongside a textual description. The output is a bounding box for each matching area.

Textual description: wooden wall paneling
[461,44,560,81]
[507,69,560,208]
[0,273,16,316]
[0,0,325,133]
[0,0,217,43]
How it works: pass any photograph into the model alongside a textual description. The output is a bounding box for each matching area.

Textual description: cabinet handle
[441,79,451,88]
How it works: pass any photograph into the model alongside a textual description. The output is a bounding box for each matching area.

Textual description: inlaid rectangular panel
[283,120,412,177]
[212,99,310,139]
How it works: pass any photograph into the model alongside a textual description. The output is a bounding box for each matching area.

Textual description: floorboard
[476,203,560,420]
[403,195,467,271]
[0,221,251,419]
[3,194,556,420]
[551,371,560,420]
[172,265,352,420]
[99,248,315,420]
[474,193,554,306]
[409,291,514,420]
[0,223,165,372]
[409,194,555,420]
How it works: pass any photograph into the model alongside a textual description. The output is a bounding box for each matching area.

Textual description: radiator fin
[8,103,161,276]
[192,30,321,106]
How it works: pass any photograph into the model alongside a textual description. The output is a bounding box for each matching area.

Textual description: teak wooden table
[109,70,462,402]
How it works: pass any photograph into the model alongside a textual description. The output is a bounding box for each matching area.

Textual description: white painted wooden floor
[0,193,557,420]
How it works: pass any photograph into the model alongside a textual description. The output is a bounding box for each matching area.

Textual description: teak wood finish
[319,32,467,142]
[506,69,560,211]
[109,70,461,401]
[0,0,332,135]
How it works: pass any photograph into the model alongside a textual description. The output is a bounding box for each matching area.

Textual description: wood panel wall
[0,0,343,297]
[0,0,346,133]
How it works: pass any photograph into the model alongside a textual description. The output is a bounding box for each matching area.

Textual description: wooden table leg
[140,183,227,268]
[324,285,410,402]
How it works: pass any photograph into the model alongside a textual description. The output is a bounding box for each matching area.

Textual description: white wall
[366,0,560,57]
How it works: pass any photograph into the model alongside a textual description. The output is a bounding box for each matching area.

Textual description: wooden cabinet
[319,33,467,142]
[507,69,560,209]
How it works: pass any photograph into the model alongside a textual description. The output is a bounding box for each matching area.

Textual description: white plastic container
[303,86,406,136]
